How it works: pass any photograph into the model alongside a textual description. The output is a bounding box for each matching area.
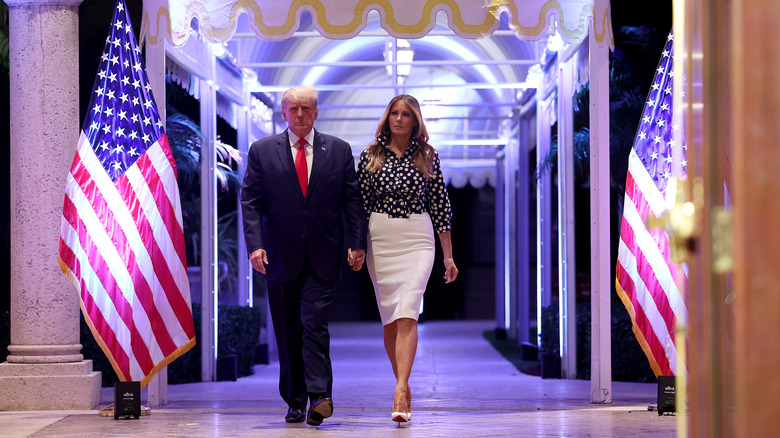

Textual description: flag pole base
[98,403,152,417]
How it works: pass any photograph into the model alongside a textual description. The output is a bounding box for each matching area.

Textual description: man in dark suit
[240,86,366,426]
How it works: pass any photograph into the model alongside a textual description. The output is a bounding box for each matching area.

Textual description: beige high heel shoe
[392,387,411,424]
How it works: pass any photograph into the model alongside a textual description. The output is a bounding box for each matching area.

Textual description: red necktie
[295,138,308,196]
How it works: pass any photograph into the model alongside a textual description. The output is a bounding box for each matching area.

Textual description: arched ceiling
[222,11,543,186]
[146,1,614,187]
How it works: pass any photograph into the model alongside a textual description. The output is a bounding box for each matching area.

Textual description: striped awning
[142,0,613,47]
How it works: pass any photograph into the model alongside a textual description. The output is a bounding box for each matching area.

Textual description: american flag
[58,0,196,386]
[615,32,689,377]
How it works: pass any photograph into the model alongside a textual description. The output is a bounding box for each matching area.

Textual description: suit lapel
[308,130,330,197]
[274,132,304,198]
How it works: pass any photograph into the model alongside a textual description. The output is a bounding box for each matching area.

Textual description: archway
[140,0,614,405]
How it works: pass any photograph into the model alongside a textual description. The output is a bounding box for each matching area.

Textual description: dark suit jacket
[240,129,366,282]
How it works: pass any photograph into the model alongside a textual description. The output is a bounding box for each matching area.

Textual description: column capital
[4,0,83,6]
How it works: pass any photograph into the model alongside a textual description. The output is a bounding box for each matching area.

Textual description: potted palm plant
[165,106,242,301]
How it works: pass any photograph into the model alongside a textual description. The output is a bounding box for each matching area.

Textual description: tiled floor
[0,321,680,437]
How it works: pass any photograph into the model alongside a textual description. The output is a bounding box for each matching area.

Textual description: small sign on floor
[657,375,676,416]
[114,381,141,419]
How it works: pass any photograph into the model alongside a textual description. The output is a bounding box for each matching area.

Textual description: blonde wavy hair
[363,94,434,178]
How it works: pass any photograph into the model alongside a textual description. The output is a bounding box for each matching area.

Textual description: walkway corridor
[1,321,678,437]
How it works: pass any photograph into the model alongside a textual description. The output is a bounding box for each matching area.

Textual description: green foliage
[540,302,656,382]
[217,305,262,377]
[166,98,242,294]
[167,108,206,267]
[534,123,591,187]
[216,210,240,294]
[167,106,242,262]
[0,4,7,73]
[540,302,591,380]
[168,304,263,382]
[533,25,667,194]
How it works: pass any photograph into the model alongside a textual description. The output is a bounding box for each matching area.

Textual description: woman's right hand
[443,257,458,283]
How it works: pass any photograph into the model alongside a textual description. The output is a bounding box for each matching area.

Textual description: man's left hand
[347,248,365,271]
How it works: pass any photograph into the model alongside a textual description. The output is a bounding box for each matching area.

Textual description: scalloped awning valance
[141,0,613,47]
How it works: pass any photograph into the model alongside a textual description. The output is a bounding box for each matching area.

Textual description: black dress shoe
[285,407,306,423]
[306,397,333,426]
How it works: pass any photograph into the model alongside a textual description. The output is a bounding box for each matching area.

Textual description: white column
[557,55,577,379]
[589,1,612,403]
[0,0,101,410]
[145,33,168,407]
[515,98,534,345]
[235,83,252,308]
[504,141,518,339]
[200,54,219,382]
[494,147,507,334]
[535,96,554,347]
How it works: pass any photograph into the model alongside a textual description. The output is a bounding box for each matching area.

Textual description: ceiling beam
[317,117,511,123]
[239,59,536,68]
[251,82,531,92]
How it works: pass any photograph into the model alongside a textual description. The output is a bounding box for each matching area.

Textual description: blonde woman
[357,94,458,424]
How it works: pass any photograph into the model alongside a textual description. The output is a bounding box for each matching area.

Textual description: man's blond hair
[282,86,318,109]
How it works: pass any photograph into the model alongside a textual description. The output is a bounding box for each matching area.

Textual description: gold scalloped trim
[141,0,613,48]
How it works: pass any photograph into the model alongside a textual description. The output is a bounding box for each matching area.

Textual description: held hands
[443,257,458,283]
[249,248,268,274]
[251,248,363,274]
[347,248,365,271]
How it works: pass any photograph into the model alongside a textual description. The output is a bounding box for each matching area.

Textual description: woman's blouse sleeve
[357,149,373,216]
[426,150,452,233]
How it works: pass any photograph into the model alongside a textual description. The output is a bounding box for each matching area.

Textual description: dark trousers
[267,253,335,410]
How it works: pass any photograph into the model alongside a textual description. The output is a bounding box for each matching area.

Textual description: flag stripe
[64,174,162,376]
[62,191,135,328]
[623,161,688,326]
[60,209,150,379]
[615,277,667,377]
[615,32,688,378]
[59,0,195,386]
[627,150,668,217]
[146,135,188,271]
[117,161,186,357]
[129,145,195,340]
[618,175,683,376]
[69,143,175,366]
[621,168,677,332]
[147,138,191,312]
[617,239,677,375]
[59,232,133,380]
[617,210,676,340]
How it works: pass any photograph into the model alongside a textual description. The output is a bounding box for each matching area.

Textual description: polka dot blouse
[357,132,452,234]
